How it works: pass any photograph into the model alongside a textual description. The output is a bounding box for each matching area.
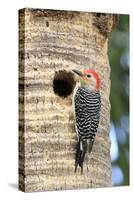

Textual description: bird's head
[72,68,100,90]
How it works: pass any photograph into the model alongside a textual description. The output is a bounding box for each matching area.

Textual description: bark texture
[19,8,118,192]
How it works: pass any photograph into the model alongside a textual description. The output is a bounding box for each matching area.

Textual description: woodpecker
[72,68,101,173]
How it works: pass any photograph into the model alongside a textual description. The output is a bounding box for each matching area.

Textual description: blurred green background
[108,14,129,186]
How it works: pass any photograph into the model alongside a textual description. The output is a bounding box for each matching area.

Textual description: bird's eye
[87,74,91,78]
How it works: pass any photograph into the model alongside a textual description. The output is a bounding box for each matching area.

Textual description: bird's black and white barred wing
[74,87,101,142]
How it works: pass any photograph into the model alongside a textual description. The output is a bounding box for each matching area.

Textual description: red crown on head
[83,69,100,90]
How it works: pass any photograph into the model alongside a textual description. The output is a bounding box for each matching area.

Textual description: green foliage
[109,15,129,124]
[108,15,129,186]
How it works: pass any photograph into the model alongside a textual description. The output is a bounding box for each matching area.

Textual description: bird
[72,68,101,174]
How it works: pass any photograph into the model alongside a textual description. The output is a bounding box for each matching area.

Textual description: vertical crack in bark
[93,13,119,37]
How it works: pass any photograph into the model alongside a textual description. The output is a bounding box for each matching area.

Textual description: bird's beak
[72,69,83,77]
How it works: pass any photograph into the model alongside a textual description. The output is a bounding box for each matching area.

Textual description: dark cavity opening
[53,70,76,98]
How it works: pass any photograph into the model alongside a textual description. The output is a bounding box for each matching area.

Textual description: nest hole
[53,70,76,98]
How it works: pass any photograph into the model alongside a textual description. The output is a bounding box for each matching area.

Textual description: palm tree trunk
[19,8,118,192]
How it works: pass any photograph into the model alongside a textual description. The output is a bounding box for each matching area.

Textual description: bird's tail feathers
[75,139,87,174]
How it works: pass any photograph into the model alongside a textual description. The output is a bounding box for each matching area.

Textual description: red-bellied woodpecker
[72,68,101,173]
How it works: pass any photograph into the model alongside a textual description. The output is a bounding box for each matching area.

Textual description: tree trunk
[19,8,118,192]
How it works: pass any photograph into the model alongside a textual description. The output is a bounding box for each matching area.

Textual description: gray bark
[19,8,118,192]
